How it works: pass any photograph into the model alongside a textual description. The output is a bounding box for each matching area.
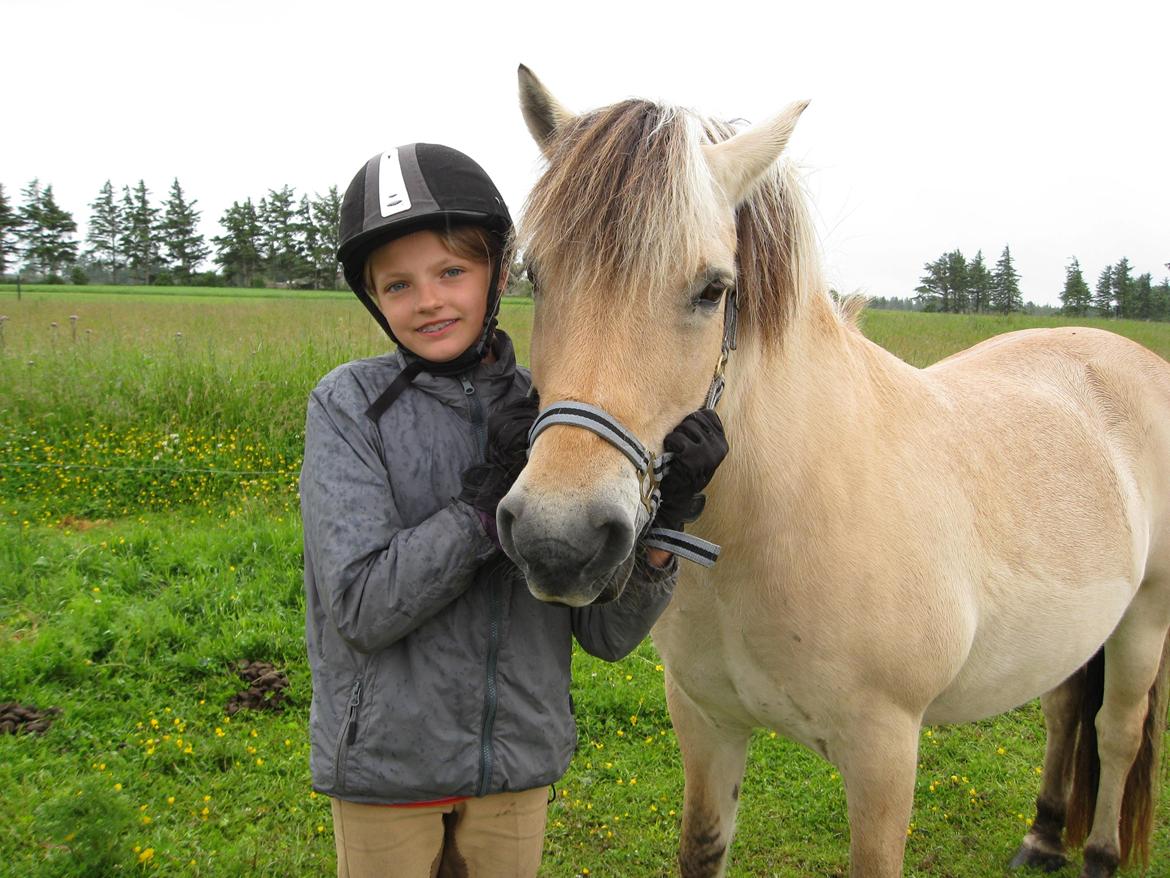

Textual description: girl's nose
[415,280,442,311]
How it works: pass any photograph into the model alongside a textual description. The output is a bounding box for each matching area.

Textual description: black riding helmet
[338,143,513,383]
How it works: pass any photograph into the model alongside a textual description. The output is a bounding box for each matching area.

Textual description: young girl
[301,143,727,877]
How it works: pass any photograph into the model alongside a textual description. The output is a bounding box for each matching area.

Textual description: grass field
[2,287,1168,877]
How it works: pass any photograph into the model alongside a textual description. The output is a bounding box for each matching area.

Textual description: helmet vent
[378,148,412,218]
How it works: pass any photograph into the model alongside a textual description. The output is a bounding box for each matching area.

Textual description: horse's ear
[703,100,810,204]
[518,64,576,158]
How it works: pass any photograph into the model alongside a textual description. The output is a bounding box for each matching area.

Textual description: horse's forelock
[520,99,823,348]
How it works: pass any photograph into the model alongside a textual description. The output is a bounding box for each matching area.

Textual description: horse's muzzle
[498,489,636,606]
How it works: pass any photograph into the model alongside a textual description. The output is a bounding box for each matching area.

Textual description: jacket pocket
[333,676,363,792]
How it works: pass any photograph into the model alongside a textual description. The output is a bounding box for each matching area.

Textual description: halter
[527,290,739,568]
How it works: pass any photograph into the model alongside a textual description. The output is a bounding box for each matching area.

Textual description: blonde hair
[364,224,510,294]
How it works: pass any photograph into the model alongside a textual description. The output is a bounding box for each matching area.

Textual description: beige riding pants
[331,787,549,878]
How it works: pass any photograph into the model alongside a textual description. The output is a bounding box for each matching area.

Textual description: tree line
[908,246,1170,320]
[914,246,1022,314]
[0,179,344,290]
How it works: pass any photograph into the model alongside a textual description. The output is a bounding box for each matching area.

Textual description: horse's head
[498,66,811,606]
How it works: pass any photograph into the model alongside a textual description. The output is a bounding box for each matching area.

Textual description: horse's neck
[712,295,917,524]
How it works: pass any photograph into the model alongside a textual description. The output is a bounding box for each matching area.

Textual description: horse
[497,66,1170,878]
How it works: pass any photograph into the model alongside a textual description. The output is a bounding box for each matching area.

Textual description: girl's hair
[364,224,511,294]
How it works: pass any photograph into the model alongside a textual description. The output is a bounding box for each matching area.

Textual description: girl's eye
[443,267,465,279]
[385,282,407,294]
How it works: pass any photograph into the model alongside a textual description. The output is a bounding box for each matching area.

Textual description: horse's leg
[835,705,920,878]
[1009,668,1087,872]
[666,674,751,878]
[1077,595,1170,878]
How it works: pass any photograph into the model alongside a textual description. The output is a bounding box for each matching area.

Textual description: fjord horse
[498,66,1170,877]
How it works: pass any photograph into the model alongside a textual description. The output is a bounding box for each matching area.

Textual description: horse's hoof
[1008,843,1066,872]
[1078,844,1120,878]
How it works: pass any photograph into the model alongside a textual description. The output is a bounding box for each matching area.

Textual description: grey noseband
[528,401,721,568]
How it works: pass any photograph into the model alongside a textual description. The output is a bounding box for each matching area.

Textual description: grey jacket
[301,334,676,803]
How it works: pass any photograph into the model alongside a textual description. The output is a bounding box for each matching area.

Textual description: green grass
[1,290,1168,876]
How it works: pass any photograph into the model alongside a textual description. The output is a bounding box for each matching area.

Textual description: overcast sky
[6,0,1167,305]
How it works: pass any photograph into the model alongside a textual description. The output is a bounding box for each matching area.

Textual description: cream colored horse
[498,66,1170,878]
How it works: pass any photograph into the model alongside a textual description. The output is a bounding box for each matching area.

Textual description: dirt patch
[57,515,110,531]
[0,702,61,735]
[225,660,290,715]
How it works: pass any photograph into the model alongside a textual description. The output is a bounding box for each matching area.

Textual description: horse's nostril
[584,515,634,577]
[496,494,523,559]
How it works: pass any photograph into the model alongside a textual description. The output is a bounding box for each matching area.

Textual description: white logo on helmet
[379,149,412,218]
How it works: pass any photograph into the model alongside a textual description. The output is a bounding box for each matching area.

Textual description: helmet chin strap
[365,256,505,422]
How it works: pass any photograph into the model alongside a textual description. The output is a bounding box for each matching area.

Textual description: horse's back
[928,326,1170,497]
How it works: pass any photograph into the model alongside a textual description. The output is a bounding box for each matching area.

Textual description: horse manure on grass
[225,660,291,715]
[0,702,61,735]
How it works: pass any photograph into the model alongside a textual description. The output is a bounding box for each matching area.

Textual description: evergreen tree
[1132,272,1153,320]
[85,180,125,283]
[159,178,210,282]
[914,254,948,312]
[310,186,343,289]
[1111,257,1134,319]
[258,185,302,284]
[990,245,1022,315]
[0,184,21,275]
[1153,278,1170,322]
[213,199,263,287]
[1059,257,1092,317]
[17,179,78,278]
[944,250,970,313]
[1093,265,1115,317]
[123,181,161,284]
[967,250,993,313]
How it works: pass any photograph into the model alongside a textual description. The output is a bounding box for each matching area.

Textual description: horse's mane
[520,99,825,349]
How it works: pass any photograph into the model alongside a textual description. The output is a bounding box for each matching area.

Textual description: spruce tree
[159,178,210,282]
[86,180,125,283]
[258,186,302,285]
[123,181,161,285]
[310,186,342,289]
[944,250,970,313]
[1092,266,1115,317]
[213,199,263,287]
[17,179,78,278]
[1059,257,1092,317]
[967,250,993,313]
[1153,278,1170,322]
[1133,273,1153,320]
[914,255,948,312]
[1111,257,1134,319]
[990,246,1022,315]
[0,184,21,276]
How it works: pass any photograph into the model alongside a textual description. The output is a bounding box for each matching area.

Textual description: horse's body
[502,67,1170,877]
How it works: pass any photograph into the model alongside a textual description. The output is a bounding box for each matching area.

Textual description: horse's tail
[1065,633,1170,867]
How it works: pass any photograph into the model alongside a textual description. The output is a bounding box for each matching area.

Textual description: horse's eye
[698,281,727,306]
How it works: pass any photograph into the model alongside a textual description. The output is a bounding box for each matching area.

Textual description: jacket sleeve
[570,552,678,661]
[301,381,497,654]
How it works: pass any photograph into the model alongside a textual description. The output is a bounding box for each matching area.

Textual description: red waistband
[385,795,470,809]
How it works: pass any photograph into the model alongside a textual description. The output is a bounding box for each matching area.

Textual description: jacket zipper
[462,371,501,795]
[460,374,487,458]
[334,678,363,790]
[477,576,503,796]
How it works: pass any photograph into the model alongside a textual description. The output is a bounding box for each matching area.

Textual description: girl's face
[367,229,492,363]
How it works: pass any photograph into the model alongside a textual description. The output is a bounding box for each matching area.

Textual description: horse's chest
[652,587,833,750]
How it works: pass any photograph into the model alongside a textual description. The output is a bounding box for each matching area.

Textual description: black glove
[653,408,728,532]
[459,391,540,520]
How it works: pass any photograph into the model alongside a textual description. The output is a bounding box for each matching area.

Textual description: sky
[5,0,1167,306]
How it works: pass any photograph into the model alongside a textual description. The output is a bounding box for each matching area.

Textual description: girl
[301,143,726,877]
